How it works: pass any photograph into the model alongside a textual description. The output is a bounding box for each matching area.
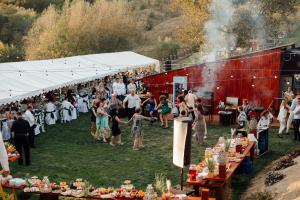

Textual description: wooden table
[187,141,256,200]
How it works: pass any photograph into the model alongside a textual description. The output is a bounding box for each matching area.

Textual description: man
[123,90,141,120]
[284,87,294,102]
[0,131,9,173]
[11,112,31,165]
[23,105,36,148]
[286,94,300,134]
[127,79,137,94]
[185,90,198,119]
[113,78,125,101]
[292,99,300,141]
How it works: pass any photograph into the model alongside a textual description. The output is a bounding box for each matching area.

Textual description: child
[141,93,157,124]
[110,109,126,146]
[156,95,171,129]
[128,108,155,150]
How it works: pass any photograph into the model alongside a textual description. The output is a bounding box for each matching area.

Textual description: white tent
[0,51,159,105]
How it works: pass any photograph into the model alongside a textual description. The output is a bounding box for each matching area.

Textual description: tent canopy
[0,51,159,105]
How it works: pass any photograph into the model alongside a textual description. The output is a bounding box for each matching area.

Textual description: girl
[110,109,126,146]
[156,95,171,129]
[128,108,154,150]
[277,100,288,137]
[193,105,206,146]
[141,93,157,124]
[96,101,110,142]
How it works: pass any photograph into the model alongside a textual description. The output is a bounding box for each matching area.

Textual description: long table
[187,141,256,200]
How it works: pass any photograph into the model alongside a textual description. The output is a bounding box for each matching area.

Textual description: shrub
[154,39,180,59]
[246,190,273,200]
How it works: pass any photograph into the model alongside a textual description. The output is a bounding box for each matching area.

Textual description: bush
[154,39,180,59]
[246,190,273,200]
[0,41,24,63]
[25,0,143,60]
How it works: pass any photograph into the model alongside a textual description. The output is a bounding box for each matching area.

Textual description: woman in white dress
[277,100,288,137]
[0,131,9,173]
[45,99,57,125]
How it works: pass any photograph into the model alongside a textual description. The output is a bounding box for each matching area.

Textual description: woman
[109,93,122,111]
[110,109,126,146]
[142,93,157,121]
[193,104,206,146]
[90,99,99,138]
[96,101,110,143]
[156,95,171,129]
[277,100,288,137]
[2,111,14,141]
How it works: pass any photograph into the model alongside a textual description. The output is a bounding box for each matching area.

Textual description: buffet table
[187,141,255,200]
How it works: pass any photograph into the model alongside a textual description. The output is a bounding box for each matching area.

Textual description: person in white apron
[45,99,57,125]
[62,98,74,123]
[277,100,288,137]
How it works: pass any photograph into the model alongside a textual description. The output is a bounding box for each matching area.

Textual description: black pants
[29,125,36,148]
[293,119,300,141]
[128,107,136,120]
[14,136,30,165]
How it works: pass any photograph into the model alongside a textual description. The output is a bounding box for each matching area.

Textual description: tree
[0,41,24,62]
[24,0,143,60]
[171,0,210,47]
[0,3,36,45]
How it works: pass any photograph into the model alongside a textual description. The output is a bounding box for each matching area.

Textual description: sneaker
[139,145,145,148]
[133,148,139,151]
[109,142,115,147]
[117,142,124,146]
[103,138,107,143]
[277,134,283,138]
[204,136,207,139]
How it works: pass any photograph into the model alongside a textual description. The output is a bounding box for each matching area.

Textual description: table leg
[250,144,255,162]
[193,186,200,196]
[0,184,7,200]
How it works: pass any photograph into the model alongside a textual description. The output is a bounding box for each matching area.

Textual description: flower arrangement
[154,173,166,196]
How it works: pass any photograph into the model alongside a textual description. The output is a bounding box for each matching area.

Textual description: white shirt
[0,132,9,171]
[113,82,125,96]
[289,98,298,111]
[185,93,197,108]
[257,116,270,132]
[293,105,300,119]
[23,110,35,127]
[127,83,136,94]
[237,111,247,122]
[123,95,141,108]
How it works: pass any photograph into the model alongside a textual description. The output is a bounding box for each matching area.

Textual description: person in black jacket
[11,112,31,166]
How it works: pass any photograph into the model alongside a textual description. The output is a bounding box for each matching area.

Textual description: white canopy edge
[0,51,160,105]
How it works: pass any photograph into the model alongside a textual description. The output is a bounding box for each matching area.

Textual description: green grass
[8,113,300,199]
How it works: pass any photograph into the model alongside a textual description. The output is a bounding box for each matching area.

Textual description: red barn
[142,46,286,113]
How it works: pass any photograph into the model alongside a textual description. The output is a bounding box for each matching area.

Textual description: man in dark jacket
[11,112,31,166]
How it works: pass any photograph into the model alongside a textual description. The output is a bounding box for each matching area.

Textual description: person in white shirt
[120,80,126,98]
[127,79,137,94]
[45,98,57,125]
[292,99,300,141]
[286,95,299,134]
[23,105,36,148]
[0,131,9,173]
[237,106,247,126]
[113,78,126,101]
[257,109,273,154]
[277,100,288,137]
[185,90,198,119]
[62,98,74,123]
[77,88,90,113]
[123,90,141,120]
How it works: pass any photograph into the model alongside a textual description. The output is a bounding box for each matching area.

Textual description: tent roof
[0,51,159,105]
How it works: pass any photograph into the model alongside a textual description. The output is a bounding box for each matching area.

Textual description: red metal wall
[143,48,281,110]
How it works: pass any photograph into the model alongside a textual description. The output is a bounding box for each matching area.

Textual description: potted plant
[207,159,215,178]
[224,139,231,153]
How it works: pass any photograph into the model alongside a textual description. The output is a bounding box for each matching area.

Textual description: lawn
[9,113,300,200]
